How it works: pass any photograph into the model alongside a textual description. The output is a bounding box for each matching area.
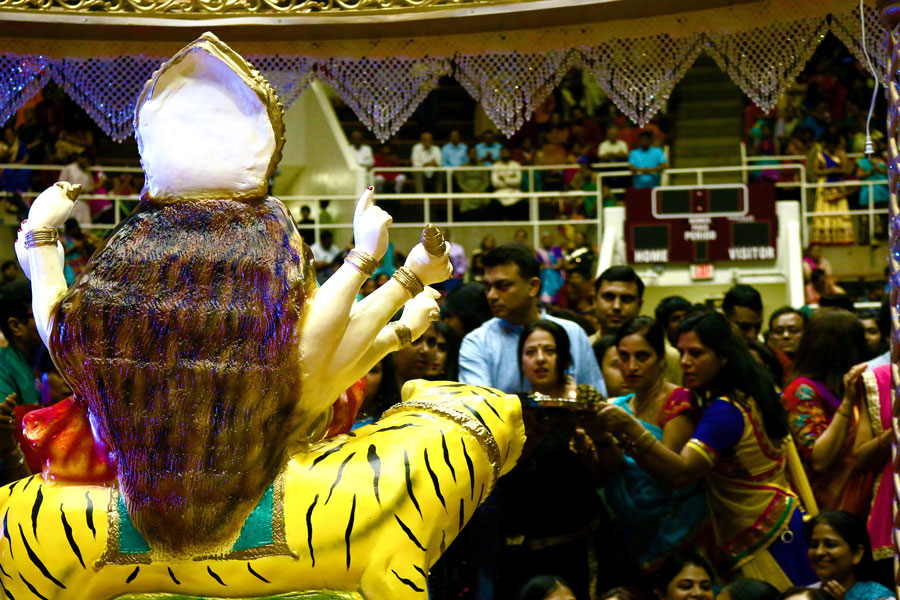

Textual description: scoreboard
[624,182,777,264]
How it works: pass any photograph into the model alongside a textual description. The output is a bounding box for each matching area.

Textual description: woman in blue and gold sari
[597,311,816,590]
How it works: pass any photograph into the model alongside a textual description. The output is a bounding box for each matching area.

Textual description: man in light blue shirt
[441,130,468,168]
[628,130,667,188]
[475,130,503,165]
[459,243,606,395]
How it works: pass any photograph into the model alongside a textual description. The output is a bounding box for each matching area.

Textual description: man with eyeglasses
[766,306,807,384]
[722,284,764,344]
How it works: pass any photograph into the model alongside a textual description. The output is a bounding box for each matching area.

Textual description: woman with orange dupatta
[782,310,872,515]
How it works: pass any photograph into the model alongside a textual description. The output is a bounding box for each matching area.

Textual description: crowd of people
[292,225,895,600]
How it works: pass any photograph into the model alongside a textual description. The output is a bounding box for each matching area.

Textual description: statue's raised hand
[28,182,81,229]
[404,225,453,286]
[353,186,392,260]
[400,286,441,341]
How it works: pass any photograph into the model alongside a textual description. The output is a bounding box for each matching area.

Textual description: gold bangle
[392,266,424,298]
[388,321,412,349]
[344,249,378,278]
[23,227,59,250]
[621,429,656,457]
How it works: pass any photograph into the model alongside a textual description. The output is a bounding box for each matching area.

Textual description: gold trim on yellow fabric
[686,438,717,467]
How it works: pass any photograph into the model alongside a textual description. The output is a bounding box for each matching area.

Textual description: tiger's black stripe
[7,481,17,495]
[84,492,96,539]
[371,423,419,435]
[2,511,12,559]
[30,488,43,541]
[478,482,485,506]
[345,494,356,570]
[309,443,347,470]
[481,398,504,422]
[21,477,33,493]
[440,530,446,554]
[0,561,9,578]
[59,504,85,569]
[325,452,356,505]
[306,494,318,567]
[208,566,226,586]
[423,449,446,511]
[167,568,180,585]
[403,450,423,519]
[392,570,424,593]
[413,564,427,578]
[394,515,426,551]
[460,401,488,429]
[505,439,511,463]
[367,445,382,504]
[0,578,14,600]
[125,567,139,584]
[458,498,465,534]
[247,563,270,583]
[17,524,65,589]
[440,434,456,483]
[460,439,475,501]
[18,574,47,600]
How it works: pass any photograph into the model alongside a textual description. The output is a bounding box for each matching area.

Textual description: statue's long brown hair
[49,196,314,556]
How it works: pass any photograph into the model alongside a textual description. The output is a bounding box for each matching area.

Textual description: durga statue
[0,33,524,600]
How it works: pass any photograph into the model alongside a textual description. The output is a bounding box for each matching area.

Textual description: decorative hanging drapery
[704,15,829,112]
[575,34,704,127]
[0,4,888,142]
[317,56,451,143]
[455,50,571,138]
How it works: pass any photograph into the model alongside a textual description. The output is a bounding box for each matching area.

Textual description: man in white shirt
[310,230,342,284]
[58,152,95,225]
[490,146,524,219]
[349,130,374,169]
[411,131,444,193]
[597,126,629,163]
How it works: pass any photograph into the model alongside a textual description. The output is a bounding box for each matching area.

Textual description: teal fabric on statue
[117,493,152,554]
[116,482,275,555]
[233,482,275,551]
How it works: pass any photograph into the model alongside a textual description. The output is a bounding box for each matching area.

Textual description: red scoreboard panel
[624,182,777,264]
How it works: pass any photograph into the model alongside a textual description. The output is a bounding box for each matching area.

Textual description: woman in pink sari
[855,364,893,574]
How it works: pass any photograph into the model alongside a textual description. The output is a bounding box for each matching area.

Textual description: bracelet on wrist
[344,249,378,278]
[392,267,424,298]
[388,321,412,349]
[23,227,59,250]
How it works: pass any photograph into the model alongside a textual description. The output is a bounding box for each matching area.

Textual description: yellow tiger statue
[0,380,524,600]
[1,33,525,600]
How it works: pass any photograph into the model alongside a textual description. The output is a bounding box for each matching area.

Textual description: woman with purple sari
[782,310,871,516]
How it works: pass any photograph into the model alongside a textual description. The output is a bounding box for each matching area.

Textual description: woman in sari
[854,364,893,576]
[597,311,816,590]
[600,317,709,574]
[808,132,854,246]
[782,310,870,515]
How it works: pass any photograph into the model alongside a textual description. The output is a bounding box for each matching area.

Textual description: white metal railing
[0,160,889,259]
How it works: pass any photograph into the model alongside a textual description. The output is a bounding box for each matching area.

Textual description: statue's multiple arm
[299,188,452,413]
[15,182,80,348]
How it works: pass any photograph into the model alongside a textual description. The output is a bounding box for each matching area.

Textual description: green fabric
[0,344,39,405]
[232,482,274,551]
[117,482,275,554]
[117,493,152,554]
